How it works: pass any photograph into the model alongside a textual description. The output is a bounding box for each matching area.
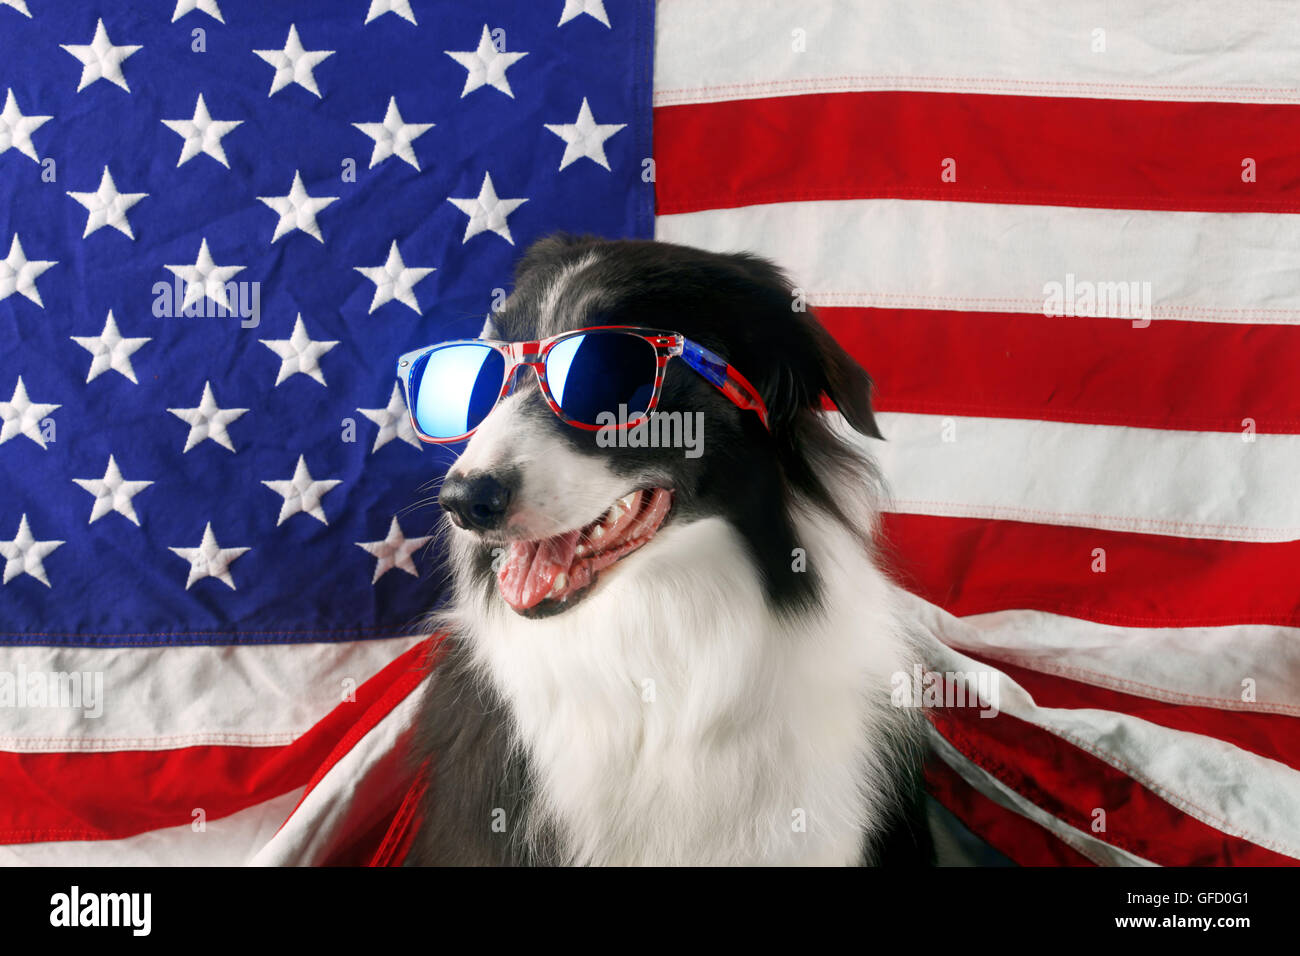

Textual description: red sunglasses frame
[396,325,770,444]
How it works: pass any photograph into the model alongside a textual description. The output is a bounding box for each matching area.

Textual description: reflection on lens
[546,332,656,425]
[413,344,504,439]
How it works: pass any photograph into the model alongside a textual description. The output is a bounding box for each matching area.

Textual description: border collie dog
[406,235,931,866]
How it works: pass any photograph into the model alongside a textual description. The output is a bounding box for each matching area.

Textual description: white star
[262,455,341,526]
[67,167,148,240]
[354,240,434,314]
[445,25,528,98]
[161,94,242,168]
[169,522,249,590]
[73,455,153,526]
[0,376,59,449]
[258,170,338,243]
[1,515,63,588]
[545,98,625,171]
[254,24,334,98]
[358,383,422,452]
[259,314,339,386]
[352,96,433,171]
[60,18,141,93]
[70,311,150,384]
[171,0,223,23]
[165,238,245,313]
[448,172,527,245]
[0,234,57,307]
[558,0,610,27]
[0,1,32,18]
[365,0,417,25]
[168,381,248,453]
[0,89,51,163]
[356,517,431,583]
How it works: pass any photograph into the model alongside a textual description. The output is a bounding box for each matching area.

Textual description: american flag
[0,0,651,864]
[4,0,1298,866]
[652,0,1300,865]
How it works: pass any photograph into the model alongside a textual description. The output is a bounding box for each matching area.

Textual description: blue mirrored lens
[546,332,656,425]
[411,344,505,439]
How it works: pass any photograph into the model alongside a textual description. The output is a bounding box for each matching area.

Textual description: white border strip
[656,0,1300,105]
[657,199,1300,325]
[0,637,424,752]
[858,413,1300,543]
[953,610,1300,717]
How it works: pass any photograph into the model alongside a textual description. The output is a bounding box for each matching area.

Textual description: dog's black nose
[439,471,514,532]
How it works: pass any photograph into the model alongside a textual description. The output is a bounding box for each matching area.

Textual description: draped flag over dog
[2,0,1298,865]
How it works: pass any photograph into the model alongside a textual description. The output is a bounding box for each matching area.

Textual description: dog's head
[434,234,884,618]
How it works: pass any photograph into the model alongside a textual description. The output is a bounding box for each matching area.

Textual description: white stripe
[0,637,423,753]
[906,590,1300,859]
[656,199,1300,325]
[928,727,1156,866]
[858,412,1300,543]
[656,0,1300,105]
[250,678,425,866]
[0,788,303,866]
[955,610,1300,717]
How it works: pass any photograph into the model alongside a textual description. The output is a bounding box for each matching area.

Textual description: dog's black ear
[717,251,884,441]
[800,312,885,440]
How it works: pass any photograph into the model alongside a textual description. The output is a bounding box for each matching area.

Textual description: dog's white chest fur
[460,508,917,866]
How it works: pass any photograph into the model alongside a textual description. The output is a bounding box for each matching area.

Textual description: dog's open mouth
[497,487,673,615]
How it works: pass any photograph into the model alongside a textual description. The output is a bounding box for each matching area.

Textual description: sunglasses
[396,325,770,443]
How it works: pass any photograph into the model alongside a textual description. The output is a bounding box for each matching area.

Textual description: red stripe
[655,91,1300,215]
[925,754,1095,866]
[822,306,1300,435]
[882,512,1300,628]
[280,636,444,865]
[931,706,1299,865]
[366,770,428,867]
[0,639,433,844]
[955,648,1300,771]
[287,635,441,818]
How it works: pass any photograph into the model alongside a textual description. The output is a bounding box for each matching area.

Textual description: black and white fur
[406,235,932,866]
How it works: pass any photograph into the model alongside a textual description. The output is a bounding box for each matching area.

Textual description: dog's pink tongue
[497,529,582,611]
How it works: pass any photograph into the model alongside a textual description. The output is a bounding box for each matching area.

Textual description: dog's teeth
[575,543,589,556]
[549,572,567,596]
[617,492,637,512]
[590,523,605,539]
